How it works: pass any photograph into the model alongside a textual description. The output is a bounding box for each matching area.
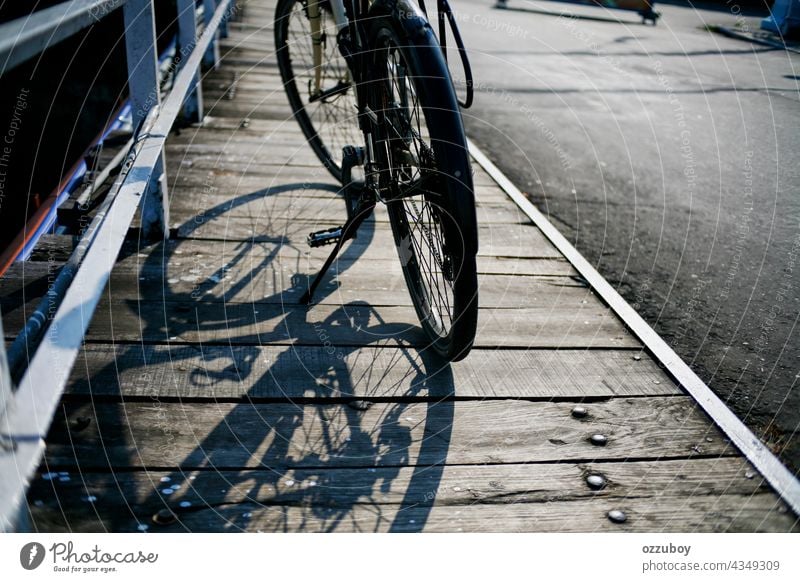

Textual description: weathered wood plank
[105,494,800,532]
[166,150,499,189]
[203,84,297,102]
[217,49,282,70]
[167,132,350,151]
[65,344,677,399]
[202,100,291,122]
[26,458,796,533]
[0,254,575,302]
[203,78,286,96]
[174,116,355,139]
[165,144,504,192]
[27,491,796,532]
[44,397,731,469]
[1,298,636,348]
[166,153,503,197]
[226,21,273,33]
[204,92,338,111]
[174,215,566,260]
[101,254,590,308]
[192,118,515,178]
[167,183,512,225]
[0,241,595,320]
[166,170,506,202]
[123,270,587,310]
[26,234,76,262]
[0,262,63,314]
[167,144,323,167]
[27,457,772,511]
[188,122,502,194]
[166,183,528,225]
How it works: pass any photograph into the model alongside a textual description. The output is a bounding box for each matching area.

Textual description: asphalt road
[454,0,800,470]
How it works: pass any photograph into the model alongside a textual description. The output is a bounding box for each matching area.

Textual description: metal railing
[0,0,237,532]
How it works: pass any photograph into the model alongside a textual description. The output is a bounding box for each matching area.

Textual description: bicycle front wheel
[368,5,479,361]
[274,0,362,182]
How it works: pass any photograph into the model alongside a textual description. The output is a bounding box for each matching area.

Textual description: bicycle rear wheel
[368,7,479,361]
[274,0,361,182]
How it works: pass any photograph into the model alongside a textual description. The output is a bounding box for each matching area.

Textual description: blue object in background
[762,0,800,37]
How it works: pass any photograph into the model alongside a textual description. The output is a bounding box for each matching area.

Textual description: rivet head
[590,434,608,446]
[607,509,627,523]
[571,406,588,419]
[69,417,91,432]
[744,471,755,479]
[586,474,606,490]
[633,355,642,361]
[152,508,177,526]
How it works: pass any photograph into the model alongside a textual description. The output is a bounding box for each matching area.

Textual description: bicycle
[274,0,478,361]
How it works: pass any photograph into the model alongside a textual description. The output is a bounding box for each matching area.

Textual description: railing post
[123,0,169,240]
[219,0,230,38]
[0,308,20,532]
[177,0,203,124]
[202,0,220,70]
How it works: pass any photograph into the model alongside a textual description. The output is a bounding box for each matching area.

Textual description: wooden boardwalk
[2,0,797,532]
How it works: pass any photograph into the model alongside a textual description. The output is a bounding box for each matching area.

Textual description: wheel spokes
[382,43,456,338]
[284,1,360,172]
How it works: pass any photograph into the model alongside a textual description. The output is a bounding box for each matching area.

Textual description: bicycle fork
[307,0,323,96]
[301,2,383,305]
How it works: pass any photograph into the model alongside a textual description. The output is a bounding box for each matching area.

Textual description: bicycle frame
[304,0,472,203]
[284,0,480,353]
[306,0,472,105]
[305,0,354,97]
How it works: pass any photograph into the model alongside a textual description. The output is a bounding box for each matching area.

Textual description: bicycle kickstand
[300,146,374,305]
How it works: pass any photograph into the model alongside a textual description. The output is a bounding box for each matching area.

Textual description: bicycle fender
[368,0,430,39]
[368,0,478,256]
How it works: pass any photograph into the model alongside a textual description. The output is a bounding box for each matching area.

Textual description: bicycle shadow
[60,181,455,532]
[143,301,455,533]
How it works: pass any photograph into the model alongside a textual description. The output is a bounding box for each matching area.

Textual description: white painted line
[468,138,800,516]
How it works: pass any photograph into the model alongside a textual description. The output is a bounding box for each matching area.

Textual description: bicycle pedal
[307,227,342,248]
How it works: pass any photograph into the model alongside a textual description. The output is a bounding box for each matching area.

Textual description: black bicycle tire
[369,12,479,361]
[274,0,360,183]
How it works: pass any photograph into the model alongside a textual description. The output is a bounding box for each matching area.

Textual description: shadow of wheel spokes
[71,182,456,532]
